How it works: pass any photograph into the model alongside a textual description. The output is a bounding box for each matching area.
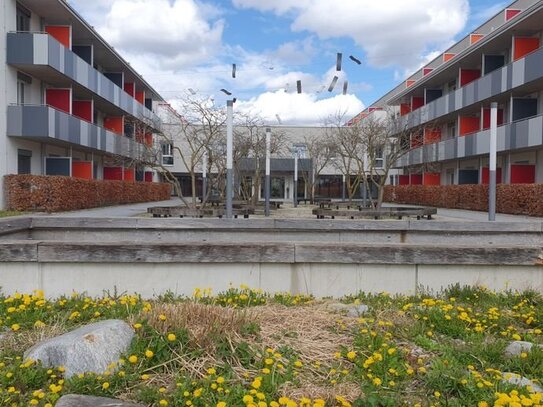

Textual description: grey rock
[56,394,145,407]
[504,341,543,357]
[502,372,543,393]
[24,320,134,378]
[327,303,369,317]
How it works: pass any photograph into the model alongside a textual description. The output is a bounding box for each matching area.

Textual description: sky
[68,0,509,125]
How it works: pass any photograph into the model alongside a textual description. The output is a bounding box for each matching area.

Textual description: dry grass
[280,381,363,402]
[1,323,67,355]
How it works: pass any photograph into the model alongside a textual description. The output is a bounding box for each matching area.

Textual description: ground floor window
[17,149,32,174]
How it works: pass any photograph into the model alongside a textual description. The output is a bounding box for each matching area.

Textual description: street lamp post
[293,148,299,208]
[226,100,234,219]
[489,102,498,221]
[265,127,271,217]
[202,150,207,203]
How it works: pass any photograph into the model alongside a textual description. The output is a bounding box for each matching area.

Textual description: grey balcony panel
[512,59,525,89]
[448,93,455,112]
[465,133,477,156]
[7,33,161,131]
[478,75,492,100]
[457,137,466,158]
[525,49,543,83]
[475,131,489,155]
[7,105,143,159]
[510,119,530,149]
[497,126,507,151]
[7,33,33,63]
[444,138,457,160]
[528,116,543,147]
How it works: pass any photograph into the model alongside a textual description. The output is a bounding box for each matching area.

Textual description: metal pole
[265,127,271,217]
[293,150,298,208]
[202,150,207,202]
[226,100,233,219]
[342,174,346,201]
[489,102,498,221]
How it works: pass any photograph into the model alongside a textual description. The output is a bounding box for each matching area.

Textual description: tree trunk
[376,185,385,210]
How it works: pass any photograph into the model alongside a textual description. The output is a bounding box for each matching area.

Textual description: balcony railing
[7,104,150,160]
[7,32,161,132]
[396,114,543,167]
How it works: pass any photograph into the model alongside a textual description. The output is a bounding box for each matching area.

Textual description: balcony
[397,114,543,167]
[400,45,543,131]
[7,105,148,160]
[7,32,161,132]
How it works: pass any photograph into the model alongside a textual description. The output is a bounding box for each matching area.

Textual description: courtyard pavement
[34,198,543,223]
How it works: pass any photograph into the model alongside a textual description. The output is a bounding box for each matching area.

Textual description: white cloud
[232,0,469,69]
[236,90,364,126]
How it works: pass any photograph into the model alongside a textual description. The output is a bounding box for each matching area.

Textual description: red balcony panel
[423,68,433,76]
[459,116,480,136]
[411,96,424,111]
[505,9,521,21]
[443,53,456,62]
[124,82,135,97]
[46,88,71,114]
[482,108,504,130]
[424,127,441,144]
[423,173,441,186]
[104,116,124,135]
[513,37,540,61]
[400,103,411,116]
[45,25,71,48]
[124,168,135,182]
[135,90,145,104]
[481,167,502,185]
[72,100,93,122]
[460,69,481,87]
[145,133,153,147]
[399,175,410,186]
[410,174,423,185]
[104,167,123,181]
[144,171,154,182]
[470,34,484,45]
[510,165,535,184]
[72,161,93,180]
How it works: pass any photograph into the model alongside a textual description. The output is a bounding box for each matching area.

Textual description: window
[16,5,31,32]
[17,149,32,174]
[447,122,456,139]
[161,143,174,166]
[16,72,32,105]
[448,79,457,93]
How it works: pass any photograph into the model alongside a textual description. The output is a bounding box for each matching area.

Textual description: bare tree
[300,133,335,203]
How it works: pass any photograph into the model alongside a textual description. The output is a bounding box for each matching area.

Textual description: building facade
[0,0,164,209]
[351,0,543,186]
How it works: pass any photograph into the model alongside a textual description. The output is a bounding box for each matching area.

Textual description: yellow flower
[347,351,357,360]
[159,400,168,406]
[11,323,20,331]
[167,333,176,341]
[217,403,227,407]
[373,377,382,386]
[102,382,110,390]
[145,350,154,358]
[128,355,138,364]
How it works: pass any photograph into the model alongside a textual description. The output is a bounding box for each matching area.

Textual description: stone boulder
[502,372,543,393]
[24,320,134,378]
[56,395,145,407]
[504,341,543,357]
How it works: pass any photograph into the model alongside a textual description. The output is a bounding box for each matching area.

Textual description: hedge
[384,184,543,217]
[4,175,171,213]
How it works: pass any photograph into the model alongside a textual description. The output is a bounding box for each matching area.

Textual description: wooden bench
[312,207,437,220]
[147,206,255,219]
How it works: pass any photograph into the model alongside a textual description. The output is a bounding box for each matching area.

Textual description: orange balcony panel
[423,173,441,186]
[505,9,521,21]
[406,79,416,88]
[424,128,441,144]
[423,68,433,76]
[144,133,153,147]
[45,25,71,48]
[104,116,124,135]
[72,161,93,180]
[410,174,423,185]
[124,82,135,97]
[481,167,502,185]
[443,53,456,62]
[46,88,71,114]
[482,108,504,130]
[460,69,481,87]
[470,34,484,45]
[510,165,535,184]
[459,116,480,137]
[124,168,135,182]
[135,91,145,104]
[400,103,411,116]
[513,37,540,61]
[399,175,410,186]
[104,167,123,181]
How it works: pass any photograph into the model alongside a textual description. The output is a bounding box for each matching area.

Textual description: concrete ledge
[0,217,32,236]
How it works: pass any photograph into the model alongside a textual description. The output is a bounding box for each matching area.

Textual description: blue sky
[69,0,510,124]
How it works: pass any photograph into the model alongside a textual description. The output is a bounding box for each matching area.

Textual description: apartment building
[351,0,543,186]
[0,0,164,208]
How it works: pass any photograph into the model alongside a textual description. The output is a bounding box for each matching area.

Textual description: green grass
[0,285,542,406]
[0,210,24,218]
